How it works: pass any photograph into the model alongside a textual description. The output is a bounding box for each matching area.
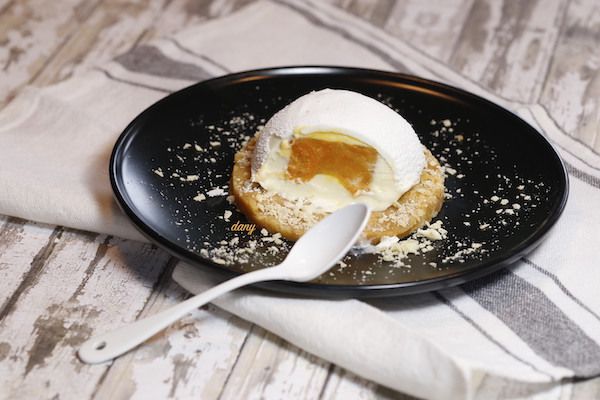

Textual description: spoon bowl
[278,203,371,282]
[79,203,370,364]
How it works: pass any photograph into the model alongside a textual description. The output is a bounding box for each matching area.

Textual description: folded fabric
[1,1,600,399]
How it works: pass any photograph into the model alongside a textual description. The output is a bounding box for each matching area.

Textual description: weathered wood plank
[383,0,475,61]
[0,0,99,106]
[325,0,474,61]
[218,326,330,400]
[540,0,600,152]
[0,219,57,314]
[328,0,566,103]
[326,0,398,28]
[23,0,254,88]
[447,0,566,103]
[34,0,171,86]
[0,231,170,399]
[570,376,600,399]
[320,366,417,400]
[138,0,255,43]
[94,275,253,400]
[0,0,246,101]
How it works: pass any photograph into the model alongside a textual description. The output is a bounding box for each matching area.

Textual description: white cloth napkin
[2,1,600,399]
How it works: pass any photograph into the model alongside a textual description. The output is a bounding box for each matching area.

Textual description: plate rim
[109,65,569,298]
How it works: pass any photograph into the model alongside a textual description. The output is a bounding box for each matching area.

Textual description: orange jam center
[286,137,378,195]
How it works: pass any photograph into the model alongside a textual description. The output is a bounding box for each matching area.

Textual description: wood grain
[447,0,567,103]
[218,326,330,400]
[31,0,171,87]
[540,0,600,152]
[94,274,253,400]
[0,0,98,106]
[320,366,417,400]
[0,218,57,314]
[383,0,475,61]
[0,231,170,399]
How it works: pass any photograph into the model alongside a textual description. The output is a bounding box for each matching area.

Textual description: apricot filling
[286,136,378,195]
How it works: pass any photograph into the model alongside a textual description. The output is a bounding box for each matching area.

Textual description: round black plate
[110,66,568,298]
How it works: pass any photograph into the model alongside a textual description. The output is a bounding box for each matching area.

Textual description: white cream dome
[251,89,426,212]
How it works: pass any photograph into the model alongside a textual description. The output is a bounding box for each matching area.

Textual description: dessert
[231,89,445,242]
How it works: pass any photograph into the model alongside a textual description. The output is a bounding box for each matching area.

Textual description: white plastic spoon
[78,203,370,364]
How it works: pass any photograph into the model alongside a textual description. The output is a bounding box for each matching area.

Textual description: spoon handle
[78,267,280,364]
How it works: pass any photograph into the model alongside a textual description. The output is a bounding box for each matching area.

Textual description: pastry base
[230,137,445,243]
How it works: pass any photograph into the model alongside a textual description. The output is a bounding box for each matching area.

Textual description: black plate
[110,66,568,298]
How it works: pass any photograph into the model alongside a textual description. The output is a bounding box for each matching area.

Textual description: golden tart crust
[230,136,445,243]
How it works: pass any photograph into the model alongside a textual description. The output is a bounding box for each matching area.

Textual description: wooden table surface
[1,0,599,399]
